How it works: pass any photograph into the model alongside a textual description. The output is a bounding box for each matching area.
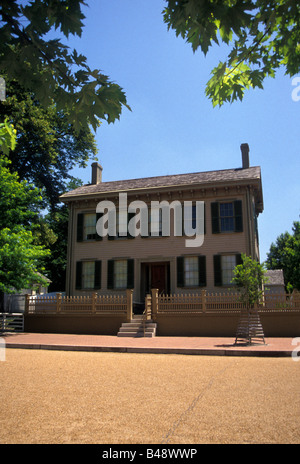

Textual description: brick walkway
[2,332,297,357]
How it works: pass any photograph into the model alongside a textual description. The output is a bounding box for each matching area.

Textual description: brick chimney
[91,162,103,184]
[241,143,250,169]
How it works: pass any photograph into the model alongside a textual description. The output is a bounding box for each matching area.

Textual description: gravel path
[1,349,299,444]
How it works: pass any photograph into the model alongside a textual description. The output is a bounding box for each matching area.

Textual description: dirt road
[1,349,299,444]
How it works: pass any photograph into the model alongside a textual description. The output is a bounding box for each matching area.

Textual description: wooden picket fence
[25,290,133,321]
[25,289,300,320]
[156,290,300,315]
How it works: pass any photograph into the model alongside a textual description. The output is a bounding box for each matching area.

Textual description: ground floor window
[107,259,134,290]
[214,254,242,286]
[75,261,102,290]
[114,260,128,289]
[177,256,206,288]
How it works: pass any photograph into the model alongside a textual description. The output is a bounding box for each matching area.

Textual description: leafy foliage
[0,78,97,209]
[41,205,69,292]
[266,221,300,292]
[0,156,50,293]
[163,0,300,106]
[0,226,49,294]
[0,0,130,131]
[0,118,17,155]
[232,253,268,309]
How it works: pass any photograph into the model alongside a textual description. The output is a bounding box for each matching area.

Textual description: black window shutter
[95,213,103,241]
[75,261,82,290]
[107,260,114,289]
[177,257,184,287]
[214,255,222,286]
[234,200,243,232]
[211,202,220,234]
[198,256,206,287]
[77,213,84,242]
[127,259,134,288]
[235,254,243,266]
[94,261,102,289]
[204,202,206,235]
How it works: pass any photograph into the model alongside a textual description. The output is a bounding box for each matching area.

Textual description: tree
[0,0,130,131]
[163,0,300,106]
[0,118,16,155]
[232,253,268,310]
[41,205,69,292]
[232,253,268,345]
[266,221,300,292]
[0,156,49,295]
[0,226,49,294]
[0,78,97,209]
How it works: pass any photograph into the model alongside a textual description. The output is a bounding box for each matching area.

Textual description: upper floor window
[211,200,243,234]
[77,213,102,242]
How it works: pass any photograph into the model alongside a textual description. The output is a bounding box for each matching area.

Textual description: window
[82,261,95,288]
[75,261,102,290]
[84,213,97,240]
[221,255,236,285]
[108,211,135,239]
[211,201,243,234]
[115,260,128,289]
[77,213,102,242]
[150,207,163,236]
[107,259,134,289]
[219,203,234,232]
[184,257,199,287]
[177,256,206,288]
[214,254,242,286]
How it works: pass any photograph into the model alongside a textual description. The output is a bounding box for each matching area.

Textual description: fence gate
[0,313,24,333]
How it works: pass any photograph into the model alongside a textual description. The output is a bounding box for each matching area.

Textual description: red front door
[151,264,166,294]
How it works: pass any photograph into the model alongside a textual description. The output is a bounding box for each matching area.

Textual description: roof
[60,166,263,202]
[265,270,285,286]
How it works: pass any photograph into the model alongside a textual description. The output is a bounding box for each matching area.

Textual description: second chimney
[241,143,250,169]
[91,162,103,184]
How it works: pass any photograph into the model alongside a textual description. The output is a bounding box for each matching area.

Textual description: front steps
[117,315,157,338]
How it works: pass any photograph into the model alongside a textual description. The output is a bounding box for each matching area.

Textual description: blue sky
[67,0,299,263]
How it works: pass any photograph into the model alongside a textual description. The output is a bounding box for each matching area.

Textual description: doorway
[141,262,170,297]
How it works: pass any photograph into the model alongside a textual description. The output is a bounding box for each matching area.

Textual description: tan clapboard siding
[68,189,257,301]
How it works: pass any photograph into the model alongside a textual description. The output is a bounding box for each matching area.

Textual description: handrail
[142,294,152,336]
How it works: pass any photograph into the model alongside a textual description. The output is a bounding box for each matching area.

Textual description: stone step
[117,331,156,338]
[121,322,156,328]
[117,317,157,338]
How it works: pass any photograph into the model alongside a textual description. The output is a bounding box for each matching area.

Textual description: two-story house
[60,143,263,307]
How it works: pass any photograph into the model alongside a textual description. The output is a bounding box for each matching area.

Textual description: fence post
[92,292,97,313]
[151,288,158,321]
[25,294,30,315]
[201,289,206,313]
[56,293,62,313]
[126,289,133,322]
